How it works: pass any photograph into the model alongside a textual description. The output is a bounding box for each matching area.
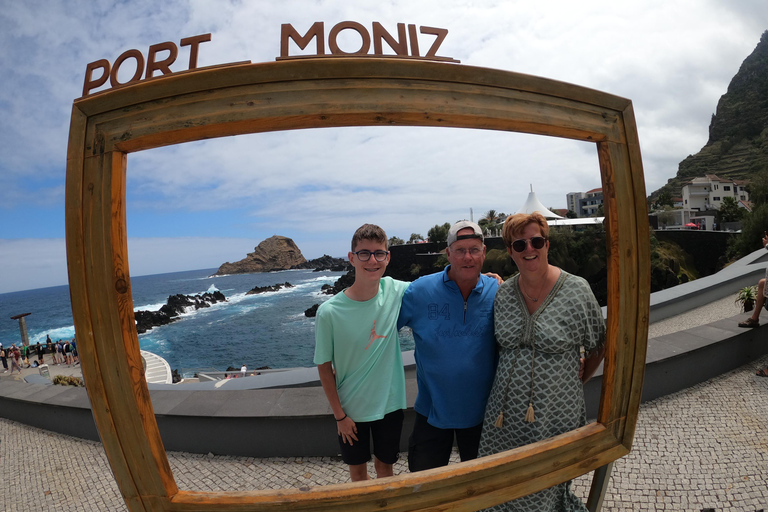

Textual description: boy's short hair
[351,224,388,251]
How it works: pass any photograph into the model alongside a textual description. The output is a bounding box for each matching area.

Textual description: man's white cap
[447,221,484,246]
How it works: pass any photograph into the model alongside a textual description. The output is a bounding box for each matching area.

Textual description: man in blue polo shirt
[398,220,498,471]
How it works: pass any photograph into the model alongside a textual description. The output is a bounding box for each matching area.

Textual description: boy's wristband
[335,414,347,422]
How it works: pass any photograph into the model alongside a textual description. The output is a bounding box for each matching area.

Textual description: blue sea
[0,268,415,377]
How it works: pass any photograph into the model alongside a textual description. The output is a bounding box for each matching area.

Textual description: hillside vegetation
[652,31,768,199]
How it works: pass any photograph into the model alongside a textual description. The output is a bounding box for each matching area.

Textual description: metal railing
[181,367,301,382]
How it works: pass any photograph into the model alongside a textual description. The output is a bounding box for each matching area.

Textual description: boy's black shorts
[338,409,404,466]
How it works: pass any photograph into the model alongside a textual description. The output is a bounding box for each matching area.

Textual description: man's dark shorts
[338,409,404,466]
[408,412,483,472]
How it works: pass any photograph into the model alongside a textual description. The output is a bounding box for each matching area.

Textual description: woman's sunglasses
[510,236,547,253]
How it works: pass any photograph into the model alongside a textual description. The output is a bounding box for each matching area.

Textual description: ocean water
[0,268,415,377]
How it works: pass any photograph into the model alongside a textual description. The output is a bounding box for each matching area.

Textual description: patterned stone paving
[2,354,766,511]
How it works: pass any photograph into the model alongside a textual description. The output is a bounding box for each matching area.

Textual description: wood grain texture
[65,57,649,511]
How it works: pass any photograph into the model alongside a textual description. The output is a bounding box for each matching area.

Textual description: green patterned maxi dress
[478,270,606,512]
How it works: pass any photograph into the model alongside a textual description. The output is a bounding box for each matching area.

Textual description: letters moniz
[81,22,458,97]
[278,22,458,63]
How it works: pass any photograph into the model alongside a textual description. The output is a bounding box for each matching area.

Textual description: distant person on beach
[1,343,7,372]
[738,231,768,331]
[240,364,247,377]
[35,342,44,365]
[22,344,31,368]
[314,224,409,482]
[10,344,22,374]
[397,220,499,472]
[56,340,64,365]
[738,232,768,377]
[64,340,74,366]
[46,338,55,363]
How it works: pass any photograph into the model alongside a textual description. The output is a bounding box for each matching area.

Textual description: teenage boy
[314,224,409,481]
[398,220,499,472]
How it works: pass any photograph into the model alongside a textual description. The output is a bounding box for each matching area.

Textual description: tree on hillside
[427,223,451,243]
[650,190,674,210]
[728,166,768,259]
[746,166,768,206]
[409,233,424,243]
[717,196,743,223]
[389,236,405,247]
[727,204,768,259]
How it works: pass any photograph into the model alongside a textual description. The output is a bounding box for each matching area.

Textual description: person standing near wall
[314,224,409,482]
[10,344,22,374]
[397,220,499,471]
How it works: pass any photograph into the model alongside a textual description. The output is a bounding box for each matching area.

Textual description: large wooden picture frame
[66,58,649,511]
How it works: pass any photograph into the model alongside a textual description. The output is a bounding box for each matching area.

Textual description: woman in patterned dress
[478,212,606,511]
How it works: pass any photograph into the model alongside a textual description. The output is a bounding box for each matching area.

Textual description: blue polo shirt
[398,266,498,429]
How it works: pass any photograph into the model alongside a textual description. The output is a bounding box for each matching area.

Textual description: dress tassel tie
[524,403,535,423]
[525,344,537,423]
[494,411,504,428]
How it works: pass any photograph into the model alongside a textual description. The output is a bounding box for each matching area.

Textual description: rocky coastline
[304,270,355,317]
[245,282,294,295]
[134,291,227,334]
[292,254,351,272]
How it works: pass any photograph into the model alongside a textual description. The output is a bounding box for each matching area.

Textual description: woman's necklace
[522,286,539,302]
[520,268,548,302]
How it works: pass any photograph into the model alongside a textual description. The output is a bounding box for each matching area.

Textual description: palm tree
[483,209,500,225]
[481,209,503,236]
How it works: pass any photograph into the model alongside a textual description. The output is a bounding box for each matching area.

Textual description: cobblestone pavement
[2,354,767,512]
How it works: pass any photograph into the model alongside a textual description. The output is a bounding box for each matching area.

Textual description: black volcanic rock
[134,291,227,334]
[215,236,307,275]
[320,270,355,296]
[292,254,351,272]
[305,270,356,317]
[245,282,294,295]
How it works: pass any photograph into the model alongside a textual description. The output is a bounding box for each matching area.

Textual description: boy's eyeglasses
[510,236,547,253]
[353,250,389,262]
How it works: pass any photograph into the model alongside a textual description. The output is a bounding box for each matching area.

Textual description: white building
[681,175,749,212]
[566,191,583,215]
[565,188,604,217]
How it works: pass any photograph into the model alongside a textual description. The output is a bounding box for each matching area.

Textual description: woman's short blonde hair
[501,212,550,247]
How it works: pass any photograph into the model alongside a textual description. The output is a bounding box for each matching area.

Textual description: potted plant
[735,286,757,312]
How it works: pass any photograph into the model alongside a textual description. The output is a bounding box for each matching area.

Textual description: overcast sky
[1,0,766,293]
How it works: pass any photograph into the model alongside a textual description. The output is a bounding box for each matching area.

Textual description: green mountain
[653,30,768,199]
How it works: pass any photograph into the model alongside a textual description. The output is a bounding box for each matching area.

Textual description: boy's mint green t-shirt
[313,276,409,423]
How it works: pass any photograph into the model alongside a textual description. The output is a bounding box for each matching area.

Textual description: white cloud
[1,0,766,291]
